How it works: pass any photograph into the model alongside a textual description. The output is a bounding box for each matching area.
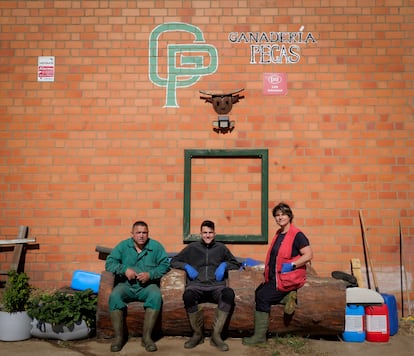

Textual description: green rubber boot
[242,311,269,345]
[110,309,124,352]
[210,309,230,351]
[141,308,159,352]
[184,310,204,349]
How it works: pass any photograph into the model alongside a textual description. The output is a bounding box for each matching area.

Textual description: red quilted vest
[264,224,306,292]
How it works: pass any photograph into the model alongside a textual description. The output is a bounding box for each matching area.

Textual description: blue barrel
[381,293,398,336]
[342,304,366,342]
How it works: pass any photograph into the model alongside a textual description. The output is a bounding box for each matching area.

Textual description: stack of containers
[343,293,398,343]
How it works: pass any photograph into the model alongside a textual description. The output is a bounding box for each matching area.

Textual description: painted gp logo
[149,22,218,108]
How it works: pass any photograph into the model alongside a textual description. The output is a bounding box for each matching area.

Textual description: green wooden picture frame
[183,149,269,243]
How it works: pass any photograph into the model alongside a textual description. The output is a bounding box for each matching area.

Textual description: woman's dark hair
[272,202,294,222]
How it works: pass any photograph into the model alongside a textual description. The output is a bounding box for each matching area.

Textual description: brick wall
[0,1,412,313]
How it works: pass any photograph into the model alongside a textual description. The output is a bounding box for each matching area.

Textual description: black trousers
[255,279,289,313]
[183,283,235,313]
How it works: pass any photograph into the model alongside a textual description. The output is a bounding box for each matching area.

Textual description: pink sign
[263,73,287,95]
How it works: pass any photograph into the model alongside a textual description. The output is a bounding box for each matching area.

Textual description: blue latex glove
[215,262,227,281]
[281,263,294,273]
[184,264,199,280]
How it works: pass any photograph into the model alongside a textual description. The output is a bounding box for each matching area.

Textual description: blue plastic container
[381,293,398,336]
[70,270,101,294]
[342,304,366,342]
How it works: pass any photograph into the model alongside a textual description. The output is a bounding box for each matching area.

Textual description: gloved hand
[215,262,227,281]
[184,264,199,280]
[281,263,294,273]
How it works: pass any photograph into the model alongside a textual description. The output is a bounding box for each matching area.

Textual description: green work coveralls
[105,238,170,311]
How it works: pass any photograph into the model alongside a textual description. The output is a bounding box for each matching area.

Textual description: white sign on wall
[37,56,55,82]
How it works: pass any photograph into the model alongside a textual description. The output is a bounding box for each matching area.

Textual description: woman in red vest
[243,202,313,345]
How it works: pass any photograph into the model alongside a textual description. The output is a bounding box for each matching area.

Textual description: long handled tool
[399,220,405,317]
[359,211,371,290]
[359,209,379,292]
[400,220,412,317]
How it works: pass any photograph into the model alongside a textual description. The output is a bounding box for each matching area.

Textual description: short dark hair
[200,220,215,231]
[272,202,294,222]
[132,220,149,230]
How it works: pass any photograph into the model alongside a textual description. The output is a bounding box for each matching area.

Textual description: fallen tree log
[96,268,346,339]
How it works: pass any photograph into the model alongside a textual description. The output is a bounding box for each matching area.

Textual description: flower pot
[30,318,91,340]
[0,311,32,341]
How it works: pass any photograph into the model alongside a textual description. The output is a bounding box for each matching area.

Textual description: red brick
[0,2,412,307]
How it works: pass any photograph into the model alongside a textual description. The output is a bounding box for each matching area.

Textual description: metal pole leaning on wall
[400,220,412,318]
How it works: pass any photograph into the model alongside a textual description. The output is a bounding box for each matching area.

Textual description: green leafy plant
[1,271,32,313]
[27,288,97,332]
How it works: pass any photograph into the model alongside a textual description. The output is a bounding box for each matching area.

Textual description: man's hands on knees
[183,262,228,281]
[215,262,227,281]
[184,264,199,280]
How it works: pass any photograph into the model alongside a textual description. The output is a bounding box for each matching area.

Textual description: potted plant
[0,271,33,341]
[27,288,97,340]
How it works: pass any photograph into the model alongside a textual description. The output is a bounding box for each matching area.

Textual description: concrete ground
[1,332,413,356]
[307,334,413,356]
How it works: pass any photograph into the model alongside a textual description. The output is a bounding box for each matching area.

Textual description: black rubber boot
[184,310,204,349]
[141,308,159,352]
[110,309,124,352]
[242,311,269,345]
[210,309,230,351]
[331,271,358,287]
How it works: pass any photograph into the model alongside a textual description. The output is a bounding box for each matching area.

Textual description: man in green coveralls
[105,221,170,353]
